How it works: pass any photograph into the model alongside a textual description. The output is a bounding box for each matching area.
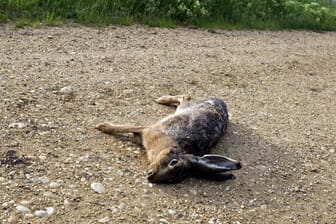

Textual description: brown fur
[96,95,241,183]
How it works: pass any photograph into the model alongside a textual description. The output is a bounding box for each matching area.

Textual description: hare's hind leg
[95,122,146,135]
[155,95,191,106]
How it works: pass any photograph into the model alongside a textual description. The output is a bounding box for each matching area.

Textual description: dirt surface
[0,25,336,224]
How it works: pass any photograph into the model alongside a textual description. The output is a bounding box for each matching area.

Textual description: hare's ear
[186,154,241,173]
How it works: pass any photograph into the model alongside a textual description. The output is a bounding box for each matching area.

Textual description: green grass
[0,0,336,30]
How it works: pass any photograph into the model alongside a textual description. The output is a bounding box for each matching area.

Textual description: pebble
[8,215,18,224]
[24,213,34,219]
[9,122,27,129]
[0,177,5,182]
[16,205,31,213]
[168,209,176,215]
[159,218,169,224]
[117,170,124,176]
[64,199,71,207]
[43,191,53,197]
[46,207,55,215]
[2,202,9,208]
[35,210,48,218]
[20,200,31,206]
[59,86,73,94]
[118,203,126,210]
[49,182,60,188]
[98,216,110,223]
[91,182,105,194]
[256,165,268,172]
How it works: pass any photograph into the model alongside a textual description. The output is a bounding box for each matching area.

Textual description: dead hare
[96,95,241,183]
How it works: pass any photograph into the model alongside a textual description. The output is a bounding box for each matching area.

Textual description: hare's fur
[96,95,241,183]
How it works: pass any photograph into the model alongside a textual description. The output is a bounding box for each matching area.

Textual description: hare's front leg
[155,95,191,106]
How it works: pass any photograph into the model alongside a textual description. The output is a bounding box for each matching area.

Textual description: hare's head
[146,150,241,183]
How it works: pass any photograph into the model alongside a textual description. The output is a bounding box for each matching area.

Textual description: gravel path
[0,25,336,223]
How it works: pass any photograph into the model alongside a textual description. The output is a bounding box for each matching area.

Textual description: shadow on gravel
[158,121,299,204]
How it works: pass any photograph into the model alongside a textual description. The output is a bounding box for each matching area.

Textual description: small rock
[35,210,48,218]
[39,176,49,183]
[256,165,268,172]
[329,148,335,153]
[24,213,34,219]
[108,206,118,213]
[118,203,126,210]
[46,207,55,215]
[78,154,90,162]
[117,170,124,176]
[2,202,9,208]
[49,182,60,188]
[8,215,18,224]
[0,177,5,182]
[16,205,31,213]
[39,155,47,161]
[64,199,70,207]
[20,200,31,206]
[168,209,176,215]
[159,218,169,224]
[9,122,27,129]
[91,182,105,194]
[59,86,73,94]
[260,204,267,209]
[98,216,110,223]
[43,191,53,197]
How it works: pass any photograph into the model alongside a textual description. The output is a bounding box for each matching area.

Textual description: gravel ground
[0,25,336,224]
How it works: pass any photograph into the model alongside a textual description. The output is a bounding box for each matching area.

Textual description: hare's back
[162,98,228,155]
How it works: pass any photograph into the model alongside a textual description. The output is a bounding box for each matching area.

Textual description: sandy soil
[0,25,336,224]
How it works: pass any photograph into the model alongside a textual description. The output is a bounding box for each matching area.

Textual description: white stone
[49,182,60,188]
[91,182,105,194]
[43,191,53,197]
[35,210,48,218]
[20,200,31,206]
[9,122,27,129]
[168,209,176,215]
[8,215,18,224]
[256,165,268,172]
[39,176,49,183]
[46,207,55,215]
[118,203,126,210]
[98,216,110,223]
[59,86,73,94]
[159,218,169,224]
[117,170,124,176]
[16,205,31,213]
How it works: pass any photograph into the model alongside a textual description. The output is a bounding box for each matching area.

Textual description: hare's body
[96,95,240,183]
[155,98,228,155]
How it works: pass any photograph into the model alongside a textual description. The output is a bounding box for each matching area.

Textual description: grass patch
[0,0,335,30]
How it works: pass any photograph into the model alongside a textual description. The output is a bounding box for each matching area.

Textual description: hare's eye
[169,159,178,167]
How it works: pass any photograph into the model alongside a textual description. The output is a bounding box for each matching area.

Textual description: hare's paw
[155,95,190,104]
[95,122,112,132]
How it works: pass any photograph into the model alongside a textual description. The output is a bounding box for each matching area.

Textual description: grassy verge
[0,0,336,30]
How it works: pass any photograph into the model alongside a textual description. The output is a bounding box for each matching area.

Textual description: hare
[95,95,241,183]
